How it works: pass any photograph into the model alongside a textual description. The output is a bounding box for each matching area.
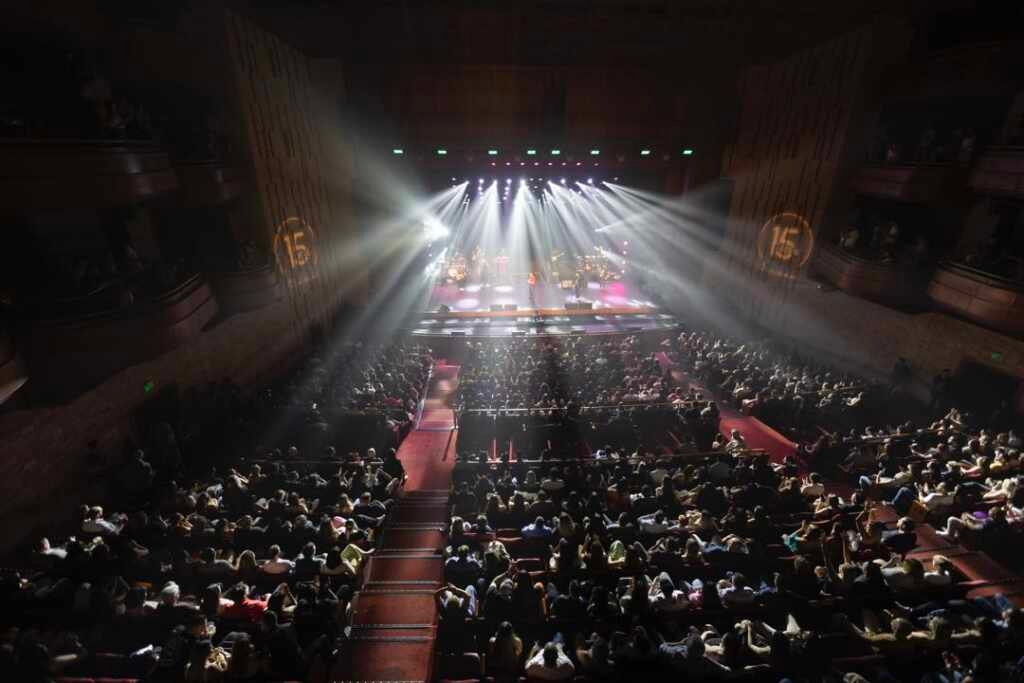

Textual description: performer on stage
[527,271,537,308]
[573,269,586,300]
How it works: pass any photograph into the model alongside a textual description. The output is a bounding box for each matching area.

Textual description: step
[391,506,450,526]
[334,636,435,682]
[353,591,438,626]
[379,527,445,551]
[365,555,443,585]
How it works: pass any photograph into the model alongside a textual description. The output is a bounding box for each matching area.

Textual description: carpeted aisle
[339,364,459,682]
[655,351,796,463]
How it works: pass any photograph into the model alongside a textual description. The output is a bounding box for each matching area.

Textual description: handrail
[454,448,770,466]
[938,260,1024,289]
[457,401,708,414]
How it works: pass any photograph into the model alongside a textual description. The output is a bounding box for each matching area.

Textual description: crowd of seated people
[664,328,885,440]
[836,218,931,268]
[439,325,1024,682]
[869,124,978,166]
[456,335,672,411]
[256,341,432,456]
[438,440,1024,682]
[0,337,427,682]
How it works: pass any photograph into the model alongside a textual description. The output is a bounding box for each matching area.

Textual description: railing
[927,261,1024,336]
[457,400,709,415]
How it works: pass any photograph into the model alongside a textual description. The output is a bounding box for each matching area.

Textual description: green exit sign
[991,352,1004,362]
[143,380,156,394]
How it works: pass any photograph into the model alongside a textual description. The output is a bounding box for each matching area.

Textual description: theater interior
[2,2,1024,682]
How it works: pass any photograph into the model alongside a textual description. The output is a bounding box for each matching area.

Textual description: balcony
[21,274,219,401]
[175,160,244,207]
[812,242,928,307]
[927,262,1024,338]
[0,139,178,209]
[0,328,27,405]
[851,163,960,204]
[209,264,282,314]
[969,146,1024,198]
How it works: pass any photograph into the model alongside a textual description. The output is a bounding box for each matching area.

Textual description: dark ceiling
[236,0,948,67]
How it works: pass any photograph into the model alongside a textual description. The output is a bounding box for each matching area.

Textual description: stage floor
[412,280,680,337]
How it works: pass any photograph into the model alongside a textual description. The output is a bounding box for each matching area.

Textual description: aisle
[339,363,459,682]
[655,352,797,463]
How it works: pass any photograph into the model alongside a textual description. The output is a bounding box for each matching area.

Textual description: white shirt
[261,558,294,574]
[82,518,122,536]
[525,646,575,681]
[651,590,689,612]
[920,492,954,510]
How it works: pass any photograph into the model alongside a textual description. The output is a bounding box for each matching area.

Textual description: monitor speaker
[450,331,466,336]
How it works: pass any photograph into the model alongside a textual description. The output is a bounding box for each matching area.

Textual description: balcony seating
[209,263,282,314]
[927,262,1024,337]
[0,139,178,210]
[175,160,243,207]
[813,241,929,307]
[0,326,28,404]
[851,162,960,203]
[22,274,218,400]
[969,146,1024,198]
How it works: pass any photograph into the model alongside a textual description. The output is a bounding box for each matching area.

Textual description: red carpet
[341,364,459,682]
[655,351,796,464]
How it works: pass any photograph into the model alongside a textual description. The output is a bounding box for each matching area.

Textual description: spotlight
[487,149,498,155]
[640,149,651,156]
[551,149,561,155]
[437,149,447,155]
[392,148,404,155]
[560,178,566,184]
[526,149,537,155]
[590,149,600,155]
[478,178,484,184]
[682,149,694,156]
[451,176,456,182]
[587,178,593,184]
[506,178,512,184]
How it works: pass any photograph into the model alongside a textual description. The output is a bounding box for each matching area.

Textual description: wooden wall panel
[223,10,358,324]
[717,28,876,318]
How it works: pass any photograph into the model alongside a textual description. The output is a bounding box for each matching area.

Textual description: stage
[411,279,680,338]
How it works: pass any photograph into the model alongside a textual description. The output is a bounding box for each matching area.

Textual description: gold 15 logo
[756,212,814,273]
[273,217,318,271]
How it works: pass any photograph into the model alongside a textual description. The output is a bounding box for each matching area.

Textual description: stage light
[392,148,404,155]
[560,178,566,184]
[640,149,651,156]
[682,148,694,156]
[487,149,498,155]
[551,149,561,155]
[451,177,456,182]
[422,217,450,241]
[437,148,447,155]
[590,149,600,155]
[478,178,484,183]
[587,178,593,184]
[506,178,512,184]
[526,149,537,155]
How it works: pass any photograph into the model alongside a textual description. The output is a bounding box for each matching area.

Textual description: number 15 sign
[273,216,319,273]
[755,212,814,278]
